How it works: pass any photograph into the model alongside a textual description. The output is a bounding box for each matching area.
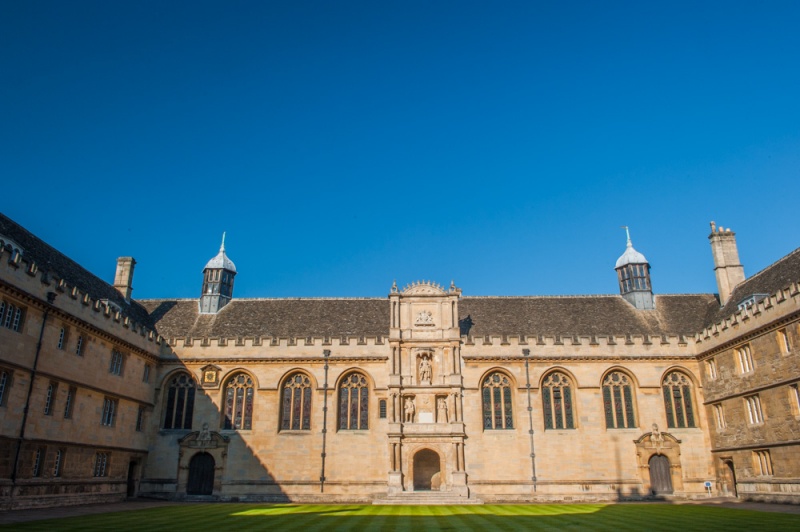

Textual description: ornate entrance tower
[386,281,469,497]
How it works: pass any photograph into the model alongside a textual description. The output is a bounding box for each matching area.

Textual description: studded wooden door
[649,454,673,494]
[187,452,215,495]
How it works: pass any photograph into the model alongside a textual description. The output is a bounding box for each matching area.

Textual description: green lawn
[4,503,800,531]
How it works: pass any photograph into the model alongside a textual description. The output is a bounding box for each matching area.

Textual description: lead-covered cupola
[200,233,237,314]
[615,227,654,310]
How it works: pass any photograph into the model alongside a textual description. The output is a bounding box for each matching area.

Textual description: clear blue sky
[2,2,799,299]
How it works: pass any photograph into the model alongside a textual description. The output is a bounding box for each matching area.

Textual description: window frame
[338,372,369,431]
[744,394,764,425]
[109,349,125,376]
[705,358,718,380]
[162,372,196,430]
[541,371,575,430]
[0,368,11,407]
[713,403,726,429]
[753,450,773,476]
[101,397,117,427]
[93,452,109,477]
[737,344,754,374]
[778,328,791,354]
[64,386,76,419]
[601,370,637,429]
[279,372,311,431]
[225,372,256,431]
[662,370,697,429]
[53,448,64,477]
[44,381,57,415]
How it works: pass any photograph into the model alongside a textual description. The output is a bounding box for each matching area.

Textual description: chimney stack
[708,222,745,305]
[114,257,136,301]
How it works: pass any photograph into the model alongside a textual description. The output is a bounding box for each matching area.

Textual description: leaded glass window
[662,371,696,428]
[482,372,513,429]
[542,371,575,429]
[224,373,254,430]
[281,373,312,430]
[163,373,195,429]
[602,371,637,428]
[339,372,369,430]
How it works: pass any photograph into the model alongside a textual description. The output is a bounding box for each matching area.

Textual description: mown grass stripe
[4,503,800,531]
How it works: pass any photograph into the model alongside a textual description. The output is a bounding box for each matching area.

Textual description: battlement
[169,334,387,349]
[0,240,165,350]
[696,280,800,348]
[461,333,691,349]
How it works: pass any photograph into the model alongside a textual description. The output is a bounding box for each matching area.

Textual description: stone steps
[373,491,483,505]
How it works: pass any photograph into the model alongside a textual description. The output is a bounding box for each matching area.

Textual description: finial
[391,280,398,293]
[710,221,716,233]
[621,226,632,247]
[220,232,226,252]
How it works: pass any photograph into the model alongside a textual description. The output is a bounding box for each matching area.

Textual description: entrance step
[373,491,483,505]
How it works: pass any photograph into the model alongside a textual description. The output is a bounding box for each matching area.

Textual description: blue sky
[2,2,799,299]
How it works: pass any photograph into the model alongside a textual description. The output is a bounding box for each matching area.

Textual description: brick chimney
[708,222,745,305]
[114,257,136,301]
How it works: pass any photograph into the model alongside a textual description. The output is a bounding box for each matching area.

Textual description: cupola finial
[621,225,632,247]
[220,231,226,252]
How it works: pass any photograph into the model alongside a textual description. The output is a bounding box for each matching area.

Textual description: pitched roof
[458,294,718,338]
[0,212,154,328]
[714,247,800,321]
[141,293,719,340]
[140,298,391,339]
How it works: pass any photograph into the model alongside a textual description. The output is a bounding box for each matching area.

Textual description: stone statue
[198,422,211,444]
[419,356,432,384]
[437,397,448,423]
[404,397,415,422]
[651,423,662,445]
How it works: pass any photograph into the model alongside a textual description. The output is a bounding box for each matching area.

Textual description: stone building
[0,211,798,508]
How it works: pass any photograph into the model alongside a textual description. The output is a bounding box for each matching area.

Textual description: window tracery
[602,371,636,429]
[281,372,311,430]
[542,371,574,429]
[163,373,195,429]
[339,372,369,430]
[224,372,254,430]
[662,371,696,428]
[482,372,513,429]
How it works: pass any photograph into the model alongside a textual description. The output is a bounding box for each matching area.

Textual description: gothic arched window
[662,371,696,428]
[542,371,575,429]
[281,373,312,431]
[602,371,637,428]
[163,373,195,429]
[482,372,513,429]
[339,372,369,430]
[224,373,254,430]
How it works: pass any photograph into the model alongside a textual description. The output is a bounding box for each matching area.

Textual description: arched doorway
[187,452,215,495]
[413,449,441,491]
[649,454,673,494]
[720,460,737,497]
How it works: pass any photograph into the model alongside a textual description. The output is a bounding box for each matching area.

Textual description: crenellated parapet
[0,238,165,353]
[695,280,800,355]
[461,333,691,348]
[168,334,388,349]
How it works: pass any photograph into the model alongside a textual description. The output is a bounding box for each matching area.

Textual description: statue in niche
[404,397,416,422]
[651,423,662,443]
[419,356,432,385]
[437,397,448,423]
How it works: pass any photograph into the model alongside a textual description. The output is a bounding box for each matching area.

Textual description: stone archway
[634,425,683,495]
[413,449,441,491]
[719,459,737,497]
[177,425,229,497]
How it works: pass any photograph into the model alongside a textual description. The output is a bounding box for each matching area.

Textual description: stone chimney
[114,257,136,301]
[708,222,745,305]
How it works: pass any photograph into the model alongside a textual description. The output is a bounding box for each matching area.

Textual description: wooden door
[649,454,673,494]
[187,452,215,495]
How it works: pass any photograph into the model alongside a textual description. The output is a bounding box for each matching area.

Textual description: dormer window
[737,294,769,312]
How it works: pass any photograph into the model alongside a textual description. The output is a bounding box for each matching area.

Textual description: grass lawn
[3,503,799,531]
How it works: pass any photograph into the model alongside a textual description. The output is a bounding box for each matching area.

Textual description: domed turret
[615,227,654,310]
[200,233,237,314]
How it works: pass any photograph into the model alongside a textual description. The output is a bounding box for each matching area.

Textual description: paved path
[1,497,799,525]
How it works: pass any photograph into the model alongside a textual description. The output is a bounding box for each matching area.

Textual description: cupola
[199,233,237,314]
[615,227,654,310]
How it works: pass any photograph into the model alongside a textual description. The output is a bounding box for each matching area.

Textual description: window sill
[278,430,311,435]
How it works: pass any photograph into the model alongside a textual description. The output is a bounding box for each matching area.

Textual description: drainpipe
[10,291,57,494]
[320,349,331,493]
[523,349,537,493]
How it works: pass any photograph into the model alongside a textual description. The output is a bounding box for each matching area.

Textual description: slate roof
[140,298,391,339]
[141,293,719,340]
[714,247,800,321]
[459,295,718,338]
[0,212,155,328]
